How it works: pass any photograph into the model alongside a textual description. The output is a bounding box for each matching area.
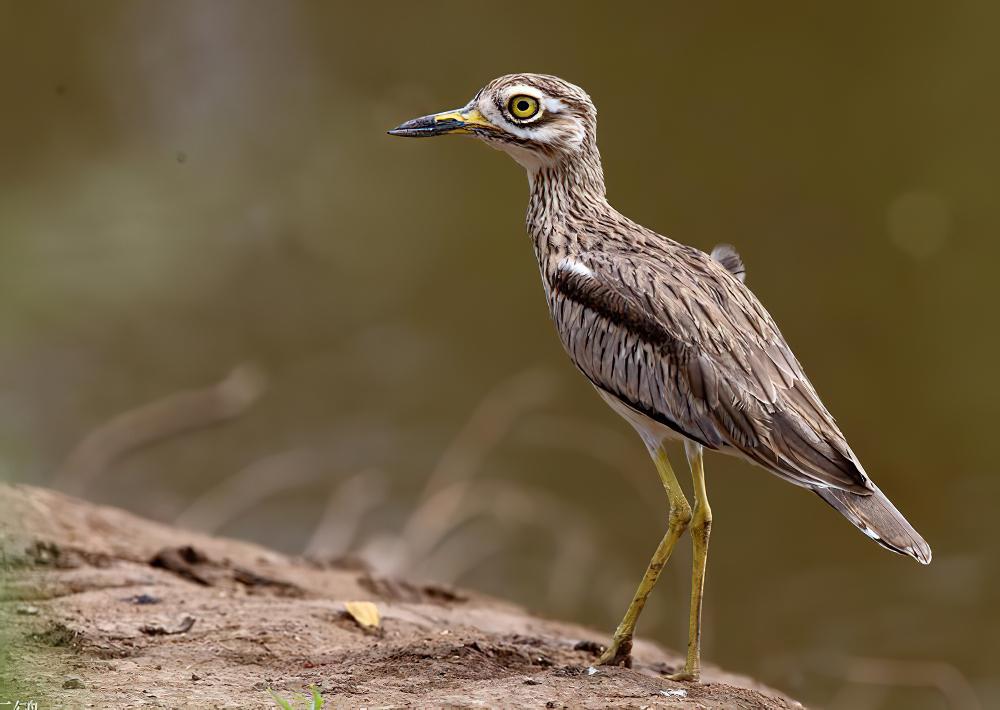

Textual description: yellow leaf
[344,601,380,629]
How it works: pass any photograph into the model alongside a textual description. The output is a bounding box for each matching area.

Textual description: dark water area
[2,3,997,707]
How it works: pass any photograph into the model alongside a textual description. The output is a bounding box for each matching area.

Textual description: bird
[389,73,930,680]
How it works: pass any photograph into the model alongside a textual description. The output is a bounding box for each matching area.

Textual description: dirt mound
[0,484,802,708]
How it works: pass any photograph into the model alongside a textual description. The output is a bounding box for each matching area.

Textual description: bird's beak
[387,107,495,137]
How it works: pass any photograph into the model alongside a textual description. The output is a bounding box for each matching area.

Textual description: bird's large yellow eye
[508,95,540,120]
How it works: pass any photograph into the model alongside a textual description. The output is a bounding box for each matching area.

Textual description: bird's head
[388,73,597,171]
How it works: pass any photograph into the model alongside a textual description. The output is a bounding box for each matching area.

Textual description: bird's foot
[665,667,700,682]
[596,636,633,668]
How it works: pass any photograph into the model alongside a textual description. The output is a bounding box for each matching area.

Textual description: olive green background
[2,2,998,707]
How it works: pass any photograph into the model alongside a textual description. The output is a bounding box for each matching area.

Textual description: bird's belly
[595,385,686,451]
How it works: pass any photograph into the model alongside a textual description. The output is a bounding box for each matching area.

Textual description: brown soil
[0,484,803,709]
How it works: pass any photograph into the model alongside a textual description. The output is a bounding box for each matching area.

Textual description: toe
[666,670,699,682]
[596,639,633,667]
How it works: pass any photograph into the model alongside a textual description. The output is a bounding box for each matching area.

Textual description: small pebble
[125,593,160,605]
[586,666,598,676]
[62,677,85,689]
[660,688,687,697]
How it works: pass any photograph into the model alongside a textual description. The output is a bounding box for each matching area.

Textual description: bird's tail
[816,484,931,564]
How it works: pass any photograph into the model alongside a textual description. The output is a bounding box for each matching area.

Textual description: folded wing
[551,246,870,494]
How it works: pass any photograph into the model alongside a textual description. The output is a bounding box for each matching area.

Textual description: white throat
[498,142,549,174]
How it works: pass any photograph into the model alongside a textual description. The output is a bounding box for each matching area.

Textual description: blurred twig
[173,448,326,533]
[826,656,982,710]
[302,469,388,558]
[52,364,266,495]
[388,368,555,569]
[363,477,596,609]
[349,368,620,609]
[419,367,555,495]
[513,413,660,514]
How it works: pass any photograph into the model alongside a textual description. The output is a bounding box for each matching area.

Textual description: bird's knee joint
[690,506,712,545]
[669,505,692,531]
[696,518,712,542]
[693,506,712,529]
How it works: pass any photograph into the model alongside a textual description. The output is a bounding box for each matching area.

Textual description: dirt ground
[0,484,803,709]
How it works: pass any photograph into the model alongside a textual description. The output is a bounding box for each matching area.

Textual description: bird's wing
[550,246,871,493]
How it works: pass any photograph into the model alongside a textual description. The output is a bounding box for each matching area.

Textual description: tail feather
[817,484,931,564]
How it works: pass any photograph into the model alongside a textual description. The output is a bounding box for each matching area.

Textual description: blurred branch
[827,656,982,710]
[173,448,326,533]
[513,413,660,514]
[387,368,555,568]
[52,364,266,495]
[419,367,555,495]
[465,480,596,608]
[302,468,388,559]
[365,477,596,609]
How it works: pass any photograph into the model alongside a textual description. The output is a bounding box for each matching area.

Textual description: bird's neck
[526,148,608,265]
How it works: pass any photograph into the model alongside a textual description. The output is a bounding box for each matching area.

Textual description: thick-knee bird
[389,73,930,680]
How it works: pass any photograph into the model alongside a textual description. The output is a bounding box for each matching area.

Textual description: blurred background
[2,2,998,707]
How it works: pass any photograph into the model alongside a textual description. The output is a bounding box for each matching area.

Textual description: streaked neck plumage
[525,135,608,273]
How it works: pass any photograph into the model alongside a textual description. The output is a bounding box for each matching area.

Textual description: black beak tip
[387,115,467,138]
[386,123,417,138]
[387,116,427,138]
[387,121,414,136]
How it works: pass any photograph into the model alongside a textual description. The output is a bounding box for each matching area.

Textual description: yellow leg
[668,440,712,682]
[598,443,691,667]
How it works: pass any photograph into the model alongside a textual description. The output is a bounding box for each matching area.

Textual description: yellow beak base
[388,108,494,137]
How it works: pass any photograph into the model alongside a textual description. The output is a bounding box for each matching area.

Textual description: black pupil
[517,100,530,112]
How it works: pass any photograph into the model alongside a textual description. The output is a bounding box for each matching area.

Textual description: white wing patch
[558,257,594,279]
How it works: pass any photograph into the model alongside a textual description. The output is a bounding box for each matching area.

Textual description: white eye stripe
[543,97,567,113]
[501,85,544,102]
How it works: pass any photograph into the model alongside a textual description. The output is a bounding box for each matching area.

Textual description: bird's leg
[668,440,712,682]
[598,443,691,667]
